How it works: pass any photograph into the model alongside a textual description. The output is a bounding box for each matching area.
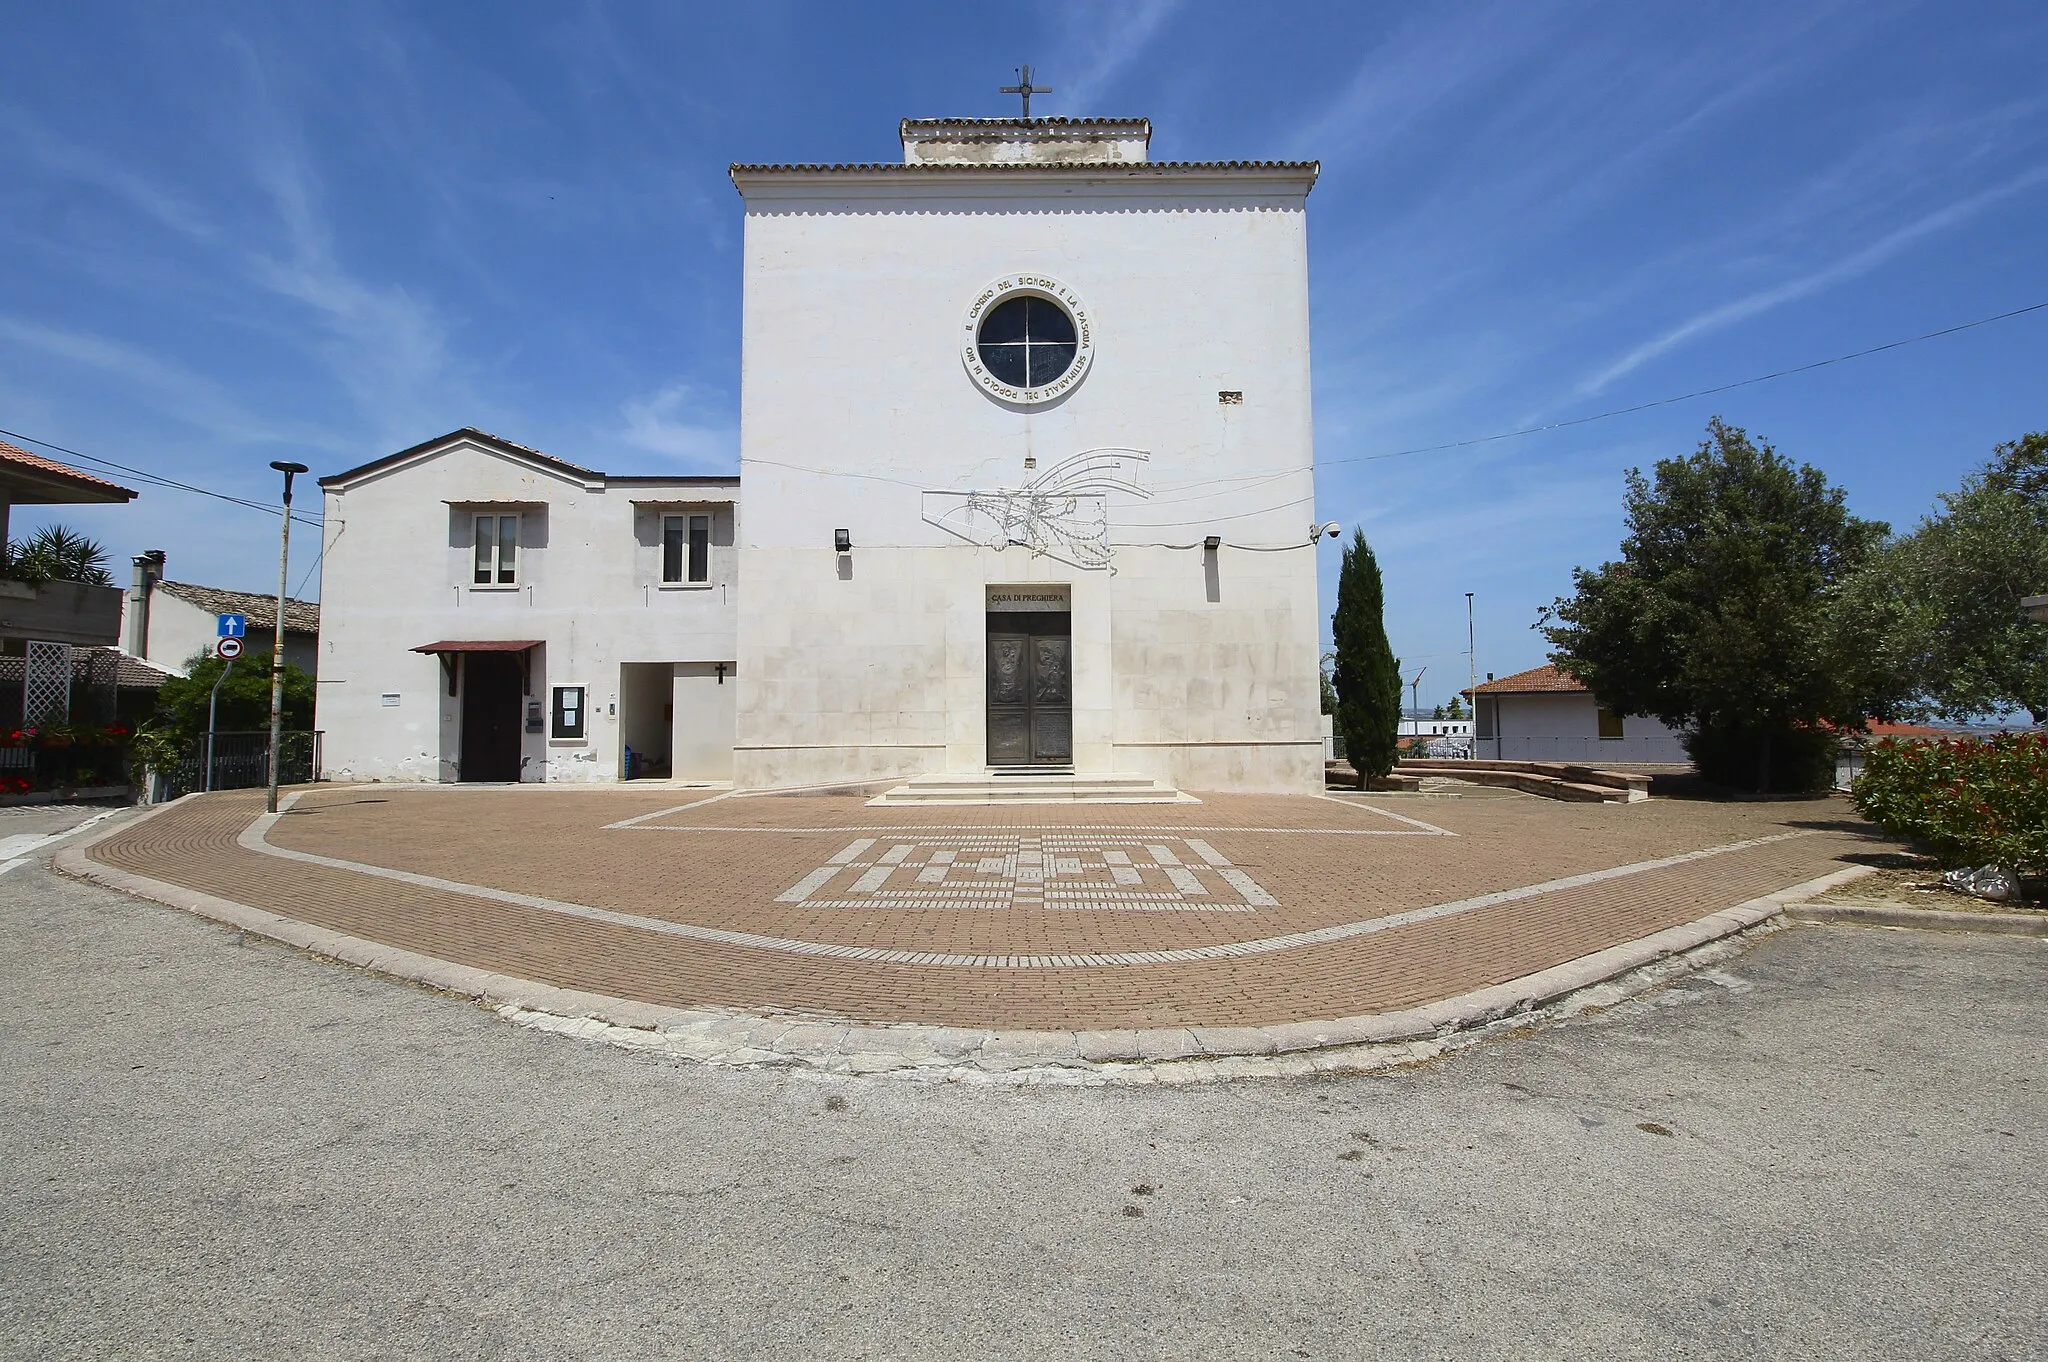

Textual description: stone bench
[1396,759,1652,804]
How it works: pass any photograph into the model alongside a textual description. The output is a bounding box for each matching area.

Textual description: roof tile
[1467,664,1588,696]
[156,580,319,634]
[0,646,176,689]
[0,438,138,499]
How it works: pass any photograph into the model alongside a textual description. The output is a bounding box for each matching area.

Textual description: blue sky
[2,1,2044,707]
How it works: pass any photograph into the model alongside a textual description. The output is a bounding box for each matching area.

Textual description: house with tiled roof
[120,550,319,677]
[1463,664,1688,764]
[0,437,137,650]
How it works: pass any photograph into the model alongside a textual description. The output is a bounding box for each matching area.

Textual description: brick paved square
[86,786,1890,1028]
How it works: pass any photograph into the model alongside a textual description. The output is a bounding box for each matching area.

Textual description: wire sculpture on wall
[922,448,1150,572]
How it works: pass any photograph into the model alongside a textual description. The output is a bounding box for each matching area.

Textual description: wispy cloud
[619,383,736,471]
[1048,0,1184,115]
[241,136,465,441]
[1576,164,2048,396]
[0,315,347,452]
[1285,1,1543,167]
[0,108,218,246]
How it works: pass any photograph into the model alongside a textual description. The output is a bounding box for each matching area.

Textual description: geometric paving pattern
[776,832,1277,911]
[80,786,1886,1029]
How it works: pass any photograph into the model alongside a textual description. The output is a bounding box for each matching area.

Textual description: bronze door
[986,612,1072,766]
[459,651,524,782]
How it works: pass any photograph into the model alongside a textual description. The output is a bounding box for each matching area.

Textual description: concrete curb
[53,814,1890,1084]
[1787,899,2048,937]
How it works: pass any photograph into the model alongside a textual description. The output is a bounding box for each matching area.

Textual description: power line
[8,297,2035,538]
[1323,299,2048,469]
[0,425,322,527]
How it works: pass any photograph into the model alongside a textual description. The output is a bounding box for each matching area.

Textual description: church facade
[731,118,1325,794]
[314,116,1327,795]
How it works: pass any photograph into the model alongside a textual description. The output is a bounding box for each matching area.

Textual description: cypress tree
[1332,527,1401,787]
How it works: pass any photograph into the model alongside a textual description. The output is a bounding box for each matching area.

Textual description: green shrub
[1852,734,2048,870]
[1685,722,1839,793]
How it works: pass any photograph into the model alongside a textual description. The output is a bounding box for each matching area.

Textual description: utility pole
[266,460,309,815]
[1408,665,1427,725]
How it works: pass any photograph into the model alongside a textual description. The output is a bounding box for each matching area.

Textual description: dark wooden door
[459,652,524,782]
[986,612,1072,766]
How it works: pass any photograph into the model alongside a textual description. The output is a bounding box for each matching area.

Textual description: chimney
[126,550,165,658]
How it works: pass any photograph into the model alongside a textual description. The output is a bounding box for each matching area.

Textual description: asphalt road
[2,828,2044,1362]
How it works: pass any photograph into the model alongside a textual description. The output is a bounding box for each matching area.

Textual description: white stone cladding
[314,433,738,783]
[731,149,1324,794]
[900,117,1152,165]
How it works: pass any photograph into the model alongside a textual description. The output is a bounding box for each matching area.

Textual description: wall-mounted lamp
[834,528,852,553]
[1203,535,1222,551]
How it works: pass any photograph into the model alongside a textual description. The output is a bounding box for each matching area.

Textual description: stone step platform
[1398,759,1651,803]
[867,772,1197,806]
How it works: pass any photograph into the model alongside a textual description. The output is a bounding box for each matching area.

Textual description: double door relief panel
[986,611,1072,766]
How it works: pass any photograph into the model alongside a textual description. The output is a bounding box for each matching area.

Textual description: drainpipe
[126,550,165,658]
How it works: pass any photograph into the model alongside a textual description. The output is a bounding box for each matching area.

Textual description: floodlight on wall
[1203,535,1222,551]
[834,528,852,553]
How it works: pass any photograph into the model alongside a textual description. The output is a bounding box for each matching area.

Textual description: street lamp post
[266,460,310,815]
[1465,592,1477,755]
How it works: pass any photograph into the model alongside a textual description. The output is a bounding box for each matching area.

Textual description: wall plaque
[986,585,1071,613]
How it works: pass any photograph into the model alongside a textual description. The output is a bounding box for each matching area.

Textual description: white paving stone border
[221,791,1808,970]
[51,796,1878,1084]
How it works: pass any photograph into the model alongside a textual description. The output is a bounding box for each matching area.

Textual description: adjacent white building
[121,553,319,677]
[314,430,738,783]
[314,113,1328,794]
[1466,664,1687,764]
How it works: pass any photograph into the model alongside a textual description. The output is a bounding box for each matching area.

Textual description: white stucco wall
[1476,692,1687,763]
[732,167,1325,793]
[121,588,317,677]
[315,437,738,782]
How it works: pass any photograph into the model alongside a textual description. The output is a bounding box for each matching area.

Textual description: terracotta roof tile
[0,438,138,500]
[729,159,1318,176]
[0,646,176,688]
[1467,664,1588,696]
[899,117,1150,129]
[319,427,603,490]
[156,580,319,634]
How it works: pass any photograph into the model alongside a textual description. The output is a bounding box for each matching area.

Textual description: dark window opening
[473,514,518,585]
[976,296,1078,390]
[663,513,713,584]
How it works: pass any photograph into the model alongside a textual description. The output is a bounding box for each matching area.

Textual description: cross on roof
[1000,64,1050,119]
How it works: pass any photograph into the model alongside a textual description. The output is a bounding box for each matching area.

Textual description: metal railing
[158,731,322,800]
[1471,735,1689,764]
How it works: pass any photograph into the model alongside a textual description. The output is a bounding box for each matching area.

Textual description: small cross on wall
[1000,64,1051,119]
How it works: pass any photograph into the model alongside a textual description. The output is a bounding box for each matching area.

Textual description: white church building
[316,114,1329,795]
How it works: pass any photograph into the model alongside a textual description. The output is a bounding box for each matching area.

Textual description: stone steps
[868,772,1196,806]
